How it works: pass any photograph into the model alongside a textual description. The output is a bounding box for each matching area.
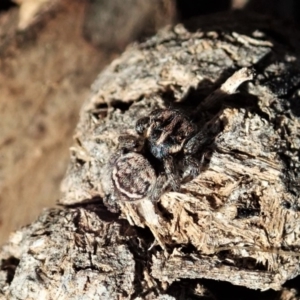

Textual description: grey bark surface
[1,12,300,299]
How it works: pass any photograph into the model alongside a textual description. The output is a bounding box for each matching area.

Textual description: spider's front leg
[149,173,170,202]
[118,134,144,152]
[163,156,180,192]
[183,155,201,179]
[183,129,210,178]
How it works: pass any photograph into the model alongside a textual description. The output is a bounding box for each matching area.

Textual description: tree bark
[1,12,300,299]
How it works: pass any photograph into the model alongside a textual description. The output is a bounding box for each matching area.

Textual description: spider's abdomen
[112,152,156,201]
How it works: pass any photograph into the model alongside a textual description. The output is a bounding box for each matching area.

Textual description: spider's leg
[184,130,210,155]
[136,116,150,135]
[118,134,144,152]
[183,155,200,178]
[163,156,180,191]
[183,129,212,178]
[149,173,170,202]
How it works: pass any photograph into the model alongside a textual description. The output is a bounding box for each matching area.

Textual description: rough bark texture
[1,12,300,299]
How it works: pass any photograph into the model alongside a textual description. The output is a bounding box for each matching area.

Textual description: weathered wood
[1,12,300,299]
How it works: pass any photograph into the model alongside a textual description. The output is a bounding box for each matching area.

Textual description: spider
[135,108,210,191]
[109,67,253,199]
[108,67,253,197]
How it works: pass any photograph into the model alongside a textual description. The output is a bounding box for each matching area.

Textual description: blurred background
[0,0,299,246]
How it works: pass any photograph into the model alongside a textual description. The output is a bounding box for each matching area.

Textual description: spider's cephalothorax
[136,109,197,158]
[136,108,207,191]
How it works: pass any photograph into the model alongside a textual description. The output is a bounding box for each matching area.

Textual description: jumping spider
[136,108,210,191]
[110,67,254,198]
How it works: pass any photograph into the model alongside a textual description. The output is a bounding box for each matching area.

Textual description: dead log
[1,12,300,299]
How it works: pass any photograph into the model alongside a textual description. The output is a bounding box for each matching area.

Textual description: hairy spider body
[136,108,207,191]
